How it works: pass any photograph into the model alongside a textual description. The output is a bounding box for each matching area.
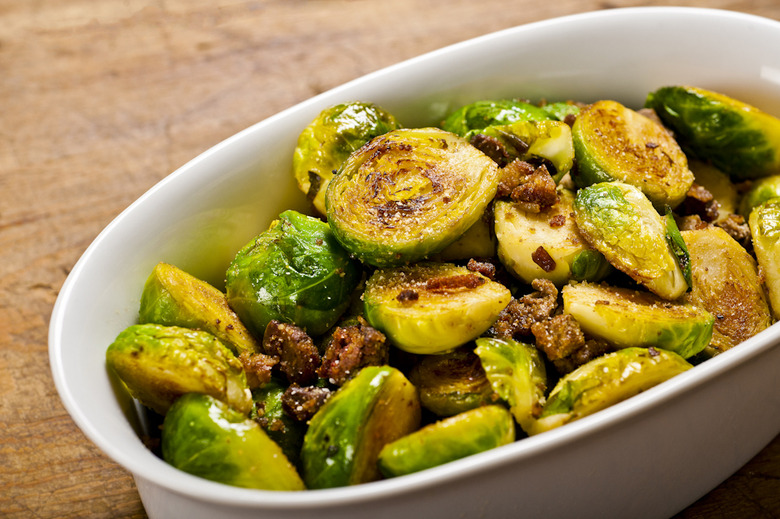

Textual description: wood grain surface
[3,1,780,517]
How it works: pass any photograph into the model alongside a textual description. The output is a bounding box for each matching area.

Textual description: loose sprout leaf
[646,86,780,180]
[442,99,553,137]
[663,206,692,288]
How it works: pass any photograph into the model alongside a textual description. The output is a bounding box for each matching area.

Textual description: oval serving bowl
[50,7,780,519]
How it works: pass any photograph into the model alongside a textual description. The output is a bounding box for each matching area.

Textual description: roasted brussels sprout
[300,366,420,489]
[138,262,260,355]
[474,337,547,434]
[377,405,515,478]
[646,86,780,180]
[226,210,361,337]
[689,161,737,223]
[531,347,692,434]
[574,181,689,300]
[408,347,497,417]
[681,227,772,356]
[326,128,500,267]
[250,378,306,465]
[293,102,400,214]
[739,175,780,219]
[572,100,693,208]
[105,323,251,415]
[434,211,497,261]
[442,99,552,137]
[562,282,714,359]
[162,393,305,491]
[363,262,511,354]
[495,187,611,286]
[749,198,780,319]
[539,100,581,121]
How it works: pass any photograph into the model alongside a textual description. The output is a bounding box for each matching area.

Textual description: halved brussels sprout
[495,187,611,286]
[681,227,772,356]
[572,99,693,208]
[377,405,515,478]
[293,101,400,214]
[739,175,780,219]
[105,323,251,415]
[162,393,304,491]
[226,210,361,337]
[749,198,780,319]
[562,282,714,359]
[442,99,552,137]
[689,161,737,223]
[434,210,497,261]
[474,337,547,434]
[531,347,692,434]
[471,120,574,181]
[250,378,306,465]
[138,262,260,355]
[408,347,497,417]
[574,181,689,300]
[646,86,780,180]
[325,128,500,267]
[300,366,420,489]
[363,262,512,354]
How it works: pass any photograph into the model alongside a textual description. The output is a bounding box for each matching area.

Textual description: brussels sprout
[474,337,547,434]
[562,282,714,359]
[105,323,251,415]
[681,227,772,356]
[377,405,515,478]
[300,366,420,489]
[325,128,500,267]
[531,347,692,434]
[363,262,511,354]
[408,347,497,417]
[472,120,575,181]
[572,100,693,208]
[495,187,611,286]
[293,102,400,214]
[138,262,260,356]
[749,198,780,319]
[574,181,689,300]
[250,378,306,465]
[539,101,581,121]
[434,210,497,261]
[161,393,304,490]
[739,175,780,219]
[226,210,361,337]
[442,99,552,137]
[689,160,737,223]
[646,86,780,180]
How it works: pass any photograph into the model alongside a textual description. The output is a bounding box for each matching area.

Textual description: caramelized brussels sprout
[531,347,692,434]
[162,393,304,491]
[363,262,511,354]
[474,337,547,434]
[226,210,361,337]
[681,227,772,356]
[562,282,714,359]
[574,181,689,300]
[300,366,420,489]
[105,323,251,415]
[250,378,306,465]
[408,347,497,417]
[377,405,515,478]
[739,175,780,219]
[495,187,611,286]
[442,99,552,137]
[139,262,260,355]
[471,120,575,181]
[749,198,780,319]
[572,100,693,208]
[325,128,500,267]
[646,86,780,180]
[293,102,400,214]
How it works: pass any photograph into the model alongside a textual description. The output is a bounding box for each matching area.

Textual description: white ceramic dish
[50,7,780,519]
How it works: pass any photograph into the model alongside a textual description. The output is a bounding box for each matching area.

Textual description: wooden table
[3,1,780,517]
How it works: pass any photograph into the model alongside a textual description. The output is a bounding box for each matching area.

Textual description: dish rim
[49,4,780,509]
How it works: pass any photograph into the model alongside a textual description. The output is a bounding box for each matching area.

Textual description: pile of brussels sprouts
[106,86,780,491]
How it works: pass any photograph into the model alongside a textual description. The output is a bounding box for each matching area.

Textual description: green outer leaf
[161,393,304,491]
[442,99,552,137]
[664,206,692,287]
[377,405,515,478]
[250,379,306,466]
